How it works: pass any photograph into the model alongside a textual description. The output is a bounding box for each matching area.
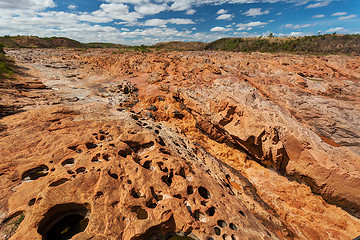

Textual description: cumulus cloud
[312,14,325,18]
[217,9,227,14]
[170,0,193,11]
[93,3,143,22]
[283,23,316,29]
[289,32,304,37]
[236,21,268,30]
[210,26,231,32]
[325,27,344,33]
[216,14,234,20]
[294,0,309,6]
[331,12,347,16]
[186,9,196,15]
[0,0,55,10]
[78,14,113,23]
[306,1,330,9]
[142,18,194,27]
[338,14,357,20]
[134,3,168,15]
[243,8,269,17]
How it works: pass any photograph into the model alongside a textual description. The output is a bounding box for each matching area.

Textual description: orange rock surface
[1,48,359,240]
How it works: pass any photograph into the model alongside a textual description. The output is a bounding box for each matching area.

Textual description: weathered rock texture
[1,49,360,240]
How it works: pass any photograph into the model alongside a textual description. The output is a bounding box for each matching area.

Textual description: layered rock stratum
[0,48,359,240]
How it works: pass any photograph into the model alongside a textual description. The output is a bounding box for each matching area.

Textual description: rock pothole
[198,186,211,199]
[37,203,90,240]
[22,165,49,181]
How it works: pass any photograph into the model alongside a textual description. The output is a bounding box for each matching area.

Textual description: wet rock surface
[0,48,360,240]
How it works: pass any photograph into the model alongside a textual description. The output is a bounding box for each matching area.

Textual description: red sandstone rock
[1,48,359,240]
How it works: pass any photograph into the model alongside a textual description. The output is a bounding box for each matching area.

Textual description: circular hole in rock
[229,223,238,231]
[217,220,228,228]
[102,154,110,161]
[222,234,231,240]
[173,194,182,199]
[187,186,194,195]
[231,234,237,240]
[131,188,141,198]
[37,203,90,240]
[206,207,216,216]
[142,161,151,170]
[22,165,49,181]
[131,206,148,220]
[49,178,70,187]
[95,192,103,199]
[28,198,36,206]
[238,211,246,217]
[146,199,157,209]
[108,171,118,180]
[85,142,97,149]
[76,167,86,174]
[61,158,75,166]
[198,186,211,199]
[214,227,221,236]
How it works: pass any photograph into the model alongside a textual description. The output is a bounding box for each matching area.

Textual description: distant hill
[153,41,207,51]
[1,34,359,55]
[0,36,129,49]
[205,34,360,55]
[0,36,85,48]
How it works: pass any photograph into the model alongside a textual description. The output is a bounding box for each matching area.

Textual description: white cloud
[306,1,330,9]
[78,14,113,23]
[94,3,143,22]
[243,8,269,17]
[186,9,196,15]
[283,23,316,29]
[104,0,147,4]
[295,0,309,6]
[289,32,304,37]
[325,27,344,33]
[210,26,231,32]
[0,0,55,10]
[331,12,347,16]
[312,14,325,18]
[338,14,357,20]
[217,9,227,14]
[143,19,167,27]
[216,14,234,20]
[121,28,130,31]
[143,18,194,27]
[134,3,168,15]
[236,21,268,30]
[170,0,192,11]
[268,19,275,22]
[68,5,76,10]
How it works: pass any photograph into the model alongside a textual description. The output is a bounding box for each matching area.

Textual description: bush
[0,43,4,54]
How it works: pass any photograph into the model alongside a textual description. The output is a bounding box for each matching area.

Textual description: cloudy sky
[0,0,359,45]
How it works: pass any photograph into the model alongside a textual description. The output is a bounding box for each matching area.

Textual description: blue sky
[0,0,359,45]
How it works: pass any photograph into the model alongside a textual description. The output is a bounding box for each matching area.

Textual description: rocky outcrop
[1,49,360,240]
[175,79,360,218]
[1,104,293,240]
